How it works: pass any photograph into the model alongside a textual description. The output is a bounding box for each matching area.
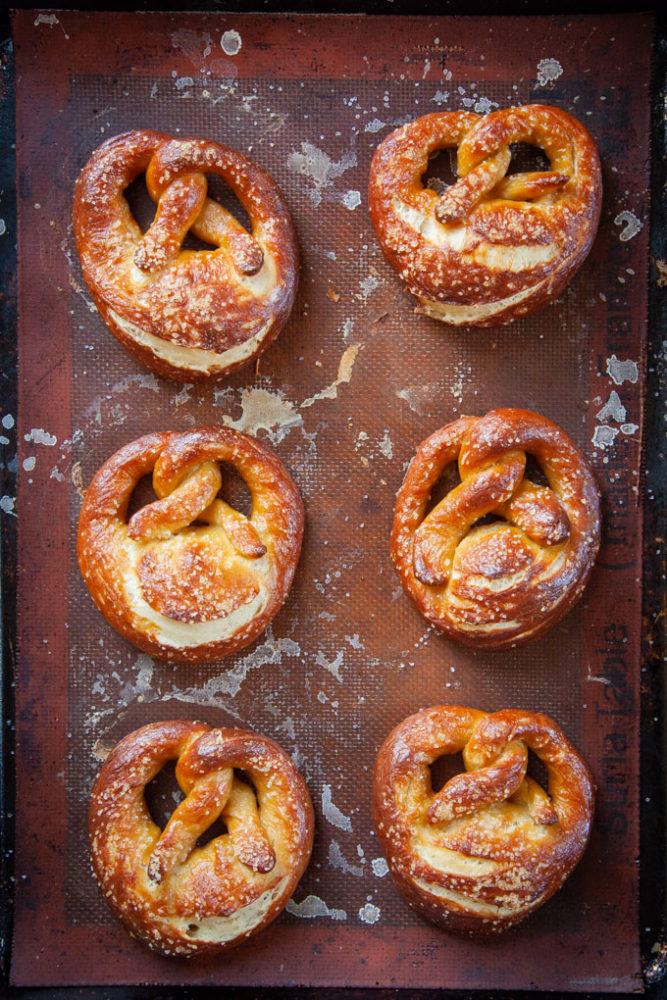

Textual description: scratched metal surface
[9,10,651,990]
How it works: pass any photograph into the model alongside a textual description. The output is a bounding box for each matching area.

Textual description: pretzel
[373,705,594,934]
[89,720,314,956]
[77,426,303,662]
[391,409,600,647]
[73,130,298,380]
[368,105,602,326]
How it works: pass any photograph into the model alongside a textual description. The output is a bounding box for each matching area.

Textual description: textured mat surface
[11,10,650,989]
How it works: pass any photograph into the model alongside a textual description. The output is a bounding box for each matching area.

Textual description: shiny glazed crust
[368,105,602,327]
[89,721,315,957]
[73,130,298,381]
[77,426,304,662]
[391,408,601,647]
[373,705,594,934]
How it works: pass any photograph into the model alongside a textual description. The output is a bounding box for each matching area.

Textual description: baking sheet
[10,10,651,990]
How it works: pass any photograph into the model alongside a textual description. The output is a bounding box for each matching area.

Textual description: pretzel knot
[368,105,602,327]
[73,130,298,381]
[77,426,304,662]
[373,705,594,934]
[391,409,600,648]
[89,721,314,957]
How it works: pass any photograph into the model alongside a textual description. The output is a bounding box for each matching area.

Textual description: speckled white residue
[345,633,363,650]
[84,654,158,732]
[175,76,194,91]
[0,220,6,237]
[221,29,242,56]
[473,96,499,114]
[170,28,213,66]
[33,12,60,26]
[286,142,357,207]
[592,425,620,450]
[586,665,612,685]
[119,655,157,706]
[329,840,364,877]
[397,381,442,415]
[322,784,353,832]
[614,210,643,241]
[0,496,16,517]
[359,903,381,925]
[171,632,301,703]
[22,457,36,472]
[301,344,362,409]
[432,90,449,105]
[219,387,303,445]
[536,58,563,86]
[286,895,347,921]
[357,273,381,302]
[372,857,389,877]
[378,430,394,459]
[2,415,14,430]
[341,190,361,210]
[596,390,626,424]
[365,118,386,133]
[606,355,639,385]
[85,374,161,426]
[316,649,344,682]
[0,436,8,446]
[24,428,57,446]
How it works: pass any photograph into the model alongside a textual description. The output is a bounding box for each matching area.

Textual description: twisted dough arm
[464,709,594,843]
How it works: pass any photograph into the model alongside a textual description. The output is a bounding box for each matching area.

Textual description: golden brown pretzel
[77,426,303,661]
[391,408,600,647]
[89,720,314,956]
[368,105,602,326]
[373,705,594,934]
[73,130,298,380]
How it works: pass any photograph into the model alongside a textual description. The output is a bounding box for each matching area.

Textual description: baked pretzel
[373,705,594,934]
[73,130,298,380]
[77,426,303,662]
[368,105,602,326]
[391,409,600,647]
[89,720,314,956]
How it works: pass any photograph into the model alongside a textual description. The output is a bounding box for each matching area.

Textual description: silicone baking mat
[11,10,651,990]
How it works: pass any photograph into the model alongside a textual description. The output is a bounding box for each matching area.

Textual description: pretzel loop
[373,705,594,934]
[391,409,600,647]
[73,130,298,380]
[77,427,303,662]
[89,721,314,956]
[368,104,602,326]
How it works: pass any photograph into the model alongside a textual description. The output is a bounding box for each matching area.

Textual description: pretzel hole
[423,463,462,516]
[205,173,253,234]
[430,751,465,792]
[124,172,253,248]
[126,474,159,520]
[144,759,185,829]
[124,174,158,233]
[195,815,229,848]
[507,143,551,176]
[422,148,459,195]
[524,455,549,489]
[525,750,549,792]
